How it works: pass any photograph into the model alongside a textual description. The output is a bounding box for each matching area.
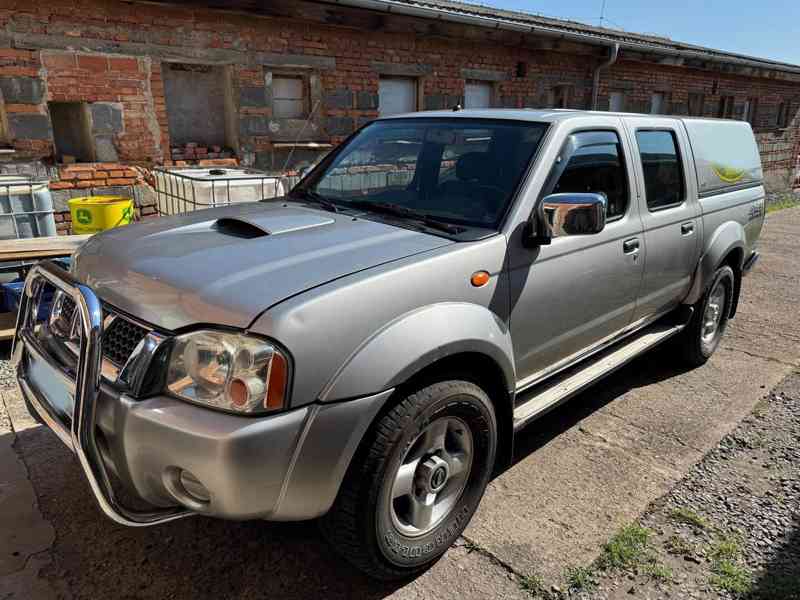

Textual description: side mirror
[525,193,607,246]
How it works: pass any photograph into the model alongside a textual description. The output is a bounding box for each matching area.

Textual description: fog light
[163,467,211,509]
[179,470,211,503]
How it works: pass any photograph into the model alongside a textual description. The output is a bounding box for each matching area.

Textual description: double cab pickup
[14,109,764,579]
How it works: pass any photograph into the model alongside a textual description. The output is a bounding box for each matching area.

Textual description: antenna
[277,98,322,196]
[599,0,606,27]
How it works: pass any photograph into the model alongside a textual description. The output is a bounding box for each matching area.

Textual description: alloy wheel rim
[388,416,474,537]
[701,281,727,344]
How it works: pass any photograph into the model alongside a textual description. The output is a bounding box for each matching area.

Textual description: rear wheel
[678,265,735,367]
[321,379,497,580]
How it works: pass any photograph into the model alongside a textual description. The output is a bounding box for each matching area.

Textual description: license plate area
[25,347,75,424]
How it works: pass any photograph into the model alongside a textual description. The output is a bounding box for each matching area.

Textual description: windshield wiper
[345,200,462,235]
[290,189,340,213]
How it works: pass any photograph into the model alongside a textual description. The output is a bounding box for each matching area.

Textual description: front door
[509,124,645,388]
[624,118,701,321]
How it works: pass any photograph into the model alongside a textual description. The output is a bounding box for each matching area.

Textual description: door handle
[681,222,695,235]
[623,238,640,254]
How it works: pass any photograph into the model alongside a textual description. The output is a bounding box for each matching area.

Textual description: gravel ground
[560,370,800,600]
[1,341,16,392]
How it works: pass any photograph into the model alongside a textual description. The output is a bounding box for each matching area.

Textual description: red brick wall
[0,0,798,191]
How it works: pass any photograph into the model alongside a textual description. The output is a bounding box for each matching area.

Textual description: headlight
[165,330,289,414]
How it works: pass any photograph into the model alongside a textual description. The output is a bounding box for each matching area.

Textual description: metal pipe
[591,43,619,110]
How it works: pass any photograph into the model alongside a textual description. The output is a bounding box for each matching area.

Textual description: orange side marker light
[471,271,490,287]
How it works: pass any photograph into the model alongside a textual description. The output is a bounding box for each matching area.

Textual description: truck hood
[73,201,453,331]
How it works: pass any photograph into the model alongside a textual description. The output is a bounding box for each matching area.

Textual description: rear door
[625,117,701,322]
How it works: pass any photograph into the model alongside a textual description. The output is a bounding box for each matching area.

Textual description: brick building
[0,0,798,229]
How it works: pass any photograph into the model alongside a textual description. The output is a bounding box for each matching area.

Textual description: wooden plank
[0,235,91,262]
[0,312,16,341]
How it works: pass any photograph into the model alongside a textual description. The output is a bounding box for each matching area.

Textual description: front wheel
[677,265,735,367]
[321,380,497,580]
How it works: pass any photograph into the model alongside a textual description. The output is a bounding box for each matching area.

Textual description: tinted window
[552,131,629,219]
[306,119,548,228]
[636,130,685,210]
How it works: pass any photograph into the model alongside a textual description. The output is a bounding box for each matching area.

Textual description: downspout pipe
[591,43,619,110]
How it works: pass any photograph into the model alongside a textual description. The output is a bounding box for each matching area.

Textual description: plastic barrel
[68,196,134,234]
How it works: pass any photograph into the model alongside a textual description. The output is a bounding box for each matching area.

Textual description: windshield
[298,118,549,229]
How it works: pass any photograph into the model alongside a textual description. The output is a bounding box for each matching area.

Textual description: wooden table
[0,234,90,263]
[0,234,90,341]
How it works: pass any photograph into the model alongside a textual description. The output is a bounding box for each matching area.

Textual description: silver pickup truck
[14,109,764,580]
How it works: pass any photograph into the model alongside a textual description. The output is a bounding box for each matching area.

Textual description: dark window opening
[688,92,705,117]
[162,63,229,148]
[744,98,759,127]
[550,85,573,109]
[777,102,789,128]
[48,102,95,162]
[718,95,735,119]
[636,130,685,211]
[552,131,629,220]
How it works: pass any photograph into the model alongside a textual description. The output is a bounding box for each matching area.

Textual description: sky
[474,0,800,66]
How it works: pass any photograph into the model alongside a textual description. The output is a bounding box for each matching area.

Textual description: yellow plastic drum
[68,196,134,234]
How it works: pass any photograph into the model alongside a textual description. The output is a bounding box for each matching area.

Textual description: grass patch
[767,195,800,214]
[642,560,673,583]
[597,524,651,570]
[669,507,709,529]
[664,534,694,557]
[710,559,752,594]
[518,573,548,598]
[710,534,742,562]
[565,565,596,592]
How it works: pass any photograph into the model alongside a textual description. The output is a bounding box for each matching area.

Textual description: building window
[743,98,759,127]
[688,93,705,116]
[777,102,789,128]
[718,95,735,119]
[636,130,685,211]
[609,91,626,112]
[48,102,95,162]
[650,92,667,114]
[549,85,572,109]
[272,75,307,119]
[464,80,493,109]
[378,77,418,117]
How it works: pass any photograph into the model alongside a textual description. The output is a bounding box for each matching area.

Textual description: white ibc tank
[154,167,286,216]
[0,176,57,240]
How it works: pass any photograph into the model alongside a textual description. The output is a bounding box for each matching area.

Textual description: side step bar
[513,315,690,431]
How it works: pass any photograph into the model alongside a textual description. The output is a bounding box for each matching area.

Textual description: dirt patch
[556,370,800,599]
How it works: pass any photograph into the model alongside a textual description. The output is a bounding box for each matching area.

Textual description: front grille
[61,295,76,322]
[103,317,149,366]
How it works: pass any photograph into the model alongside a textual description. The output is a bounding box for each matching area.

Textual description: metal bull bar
[12,260,191,527]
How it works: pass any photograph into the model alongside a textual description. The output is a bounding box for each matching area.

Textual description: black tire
[320,379,497,580]
[678,265,735,367]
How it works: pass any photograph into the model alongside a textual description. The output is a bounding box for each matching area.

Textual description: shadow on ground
[747,515,800,600]
[7,342,692,599]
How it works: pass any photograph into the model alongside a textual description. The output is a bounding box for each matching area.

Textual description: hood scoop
[213,211,336,238]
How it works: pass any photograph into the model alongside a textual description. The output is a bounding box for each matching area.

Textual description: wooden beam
[0,235,91,263]
[0,312,16,342]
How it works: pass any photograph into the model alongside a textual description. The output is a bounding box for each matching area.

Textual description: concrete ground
[1,207,799,599]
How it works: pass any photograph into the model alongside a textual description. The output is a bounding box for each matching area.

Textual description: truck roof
[380,108,742,125]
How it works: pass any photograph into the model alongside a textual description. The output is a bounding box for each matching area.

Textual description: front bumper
[15,261,391,525]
